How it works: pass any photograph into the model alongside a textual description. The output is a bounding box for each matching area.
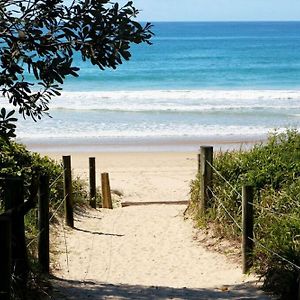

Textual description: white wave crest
[47,89,300,112]
[16,122,290,140]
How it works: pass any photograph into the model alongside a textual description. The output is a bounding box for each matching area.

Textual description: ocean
[14,22,300,150]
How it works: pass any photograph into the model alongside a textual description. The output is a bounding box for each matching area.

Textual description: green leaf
[6,110,15,118]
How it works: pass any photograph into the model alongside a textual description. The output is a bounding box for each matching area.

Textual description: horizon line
[138,20,300,23]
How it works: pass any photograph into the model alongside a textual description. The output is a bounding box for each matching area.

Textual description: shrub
[190,130,300,299]
[0,138,64,207]
[0,138,90,298]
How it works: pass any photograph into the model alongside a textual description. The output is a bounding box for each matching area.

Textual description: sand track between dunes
[49,152,272,299]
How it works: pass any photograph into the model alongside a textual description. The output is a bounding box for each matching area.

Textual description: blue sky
[119,0,300,22]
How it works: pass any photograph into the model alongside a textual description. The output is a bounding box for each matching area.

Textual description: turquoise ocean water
[15,22,300,149]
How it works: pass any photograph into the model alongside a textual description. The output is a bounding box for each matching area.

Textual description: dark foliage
[0,0,153,138]
[0,137,63,205]
[0,138,91,299]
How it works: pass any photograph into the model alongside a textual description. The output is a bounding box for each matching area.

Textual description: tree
[0,0,153,139]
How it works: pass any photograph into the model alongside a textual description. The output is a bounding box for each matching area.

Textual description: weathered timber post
[0,216,11,300]
[63,156,74,228]
[89,157,96,209]
[200,146,213,215]
[197,153,201,173]
[242,185,254,274]
[38,175,50,274]
[298,273,300,300]
[4,177,28,287]
[101,173,113,209]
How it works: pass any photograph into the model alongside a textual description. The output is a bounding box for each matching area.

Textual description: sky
[116,0,300,22]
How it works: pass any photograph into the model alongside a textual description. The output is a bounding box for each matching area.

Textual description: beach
[43,151,197,203]
[25,135,263,154]
[18,21,297,298]
[13,22,300,146]
[41,148,272,299]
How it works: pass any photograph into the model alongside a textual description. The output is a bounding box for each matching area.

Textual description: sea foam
[49,89,300,112]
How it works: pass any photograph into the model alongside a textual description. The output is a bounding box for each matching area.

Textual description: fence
[0,176,45,299]
[0,155,113,299]
[197,146,300,295]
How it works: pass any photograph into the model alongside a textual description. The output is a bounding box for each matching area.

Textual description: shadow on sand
[74,210,103,220]
[51,276,273,300]
[73,226,124,237]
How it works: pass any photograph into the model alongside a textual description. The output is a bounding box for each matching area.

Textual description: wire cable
[49,170,65,189]
[26,195,66,248]
[206,160,242,198]
[49,195,67,223]
[208,186,300,271]
[249,236,300,271]
[208,187,242,231]
[248,201,299,222]
[206,161,299,221]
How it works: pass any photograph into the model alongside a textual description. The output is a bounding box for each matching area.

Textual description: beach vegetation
[189,129,300,299]
[0,0,153,139]
[0,138,90,298]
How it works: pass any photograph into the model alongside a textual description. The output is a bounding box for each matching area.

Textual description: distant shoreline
[20,135,265,153]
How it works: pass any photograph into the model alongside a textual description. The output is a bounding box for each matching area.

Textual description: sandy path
[49,152,272,299]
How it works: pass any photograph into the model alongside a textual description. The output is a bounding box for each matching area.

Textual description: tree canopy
[0,0,153,139]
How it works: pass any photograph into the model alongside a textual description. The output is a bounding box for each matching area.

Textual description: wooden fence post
[200,146,213,215]
[89,157,96,209]
[101,173,113,209]
[298,273,300,300]
[4,177,28,287]
[242,185,254,274]
[38,175,50,274]
[63,156,74,228]
[0,216,11,300]
[197,153,201,173]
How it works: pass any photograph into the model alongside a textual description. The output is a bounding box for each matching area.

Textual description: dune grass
[189,130,300,299]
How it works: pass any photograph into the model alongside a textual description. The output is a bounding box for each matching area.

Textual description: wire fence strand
[247,201,299,222]
[206,160,242,198]
[49,170,65,189]
[249,236,300,271]
[207,186,300,271]
[208,187,242,231]
[49,195,67,223]
[26,195,66,248]
[207,160,299,222]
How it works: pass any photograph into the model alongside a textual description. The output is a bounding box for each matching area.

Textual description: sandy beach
[45,152,196,204]
[42,150,273,299]
[2,13,298,299]
[25,136,263,154]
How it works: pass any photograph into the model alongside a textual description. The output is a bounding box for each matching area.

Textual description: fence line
[49,195,68,223]
[206,159,299,222]
[248,236,300,271]
[206,160,242,198]
[208,187,242,230]
[0,155,115,297]
[49,170,65,189]
[201,144,300,282]
[89,157,96,209]
[207,186,300,271]
[26,195,67,248]
[0,216,11,300]
[247,201,299,221]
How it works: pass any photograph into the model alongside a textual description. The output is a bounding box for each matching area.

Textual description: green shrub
[190,130,300,299]
[0,138,90,276]
[0,138,64,207]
